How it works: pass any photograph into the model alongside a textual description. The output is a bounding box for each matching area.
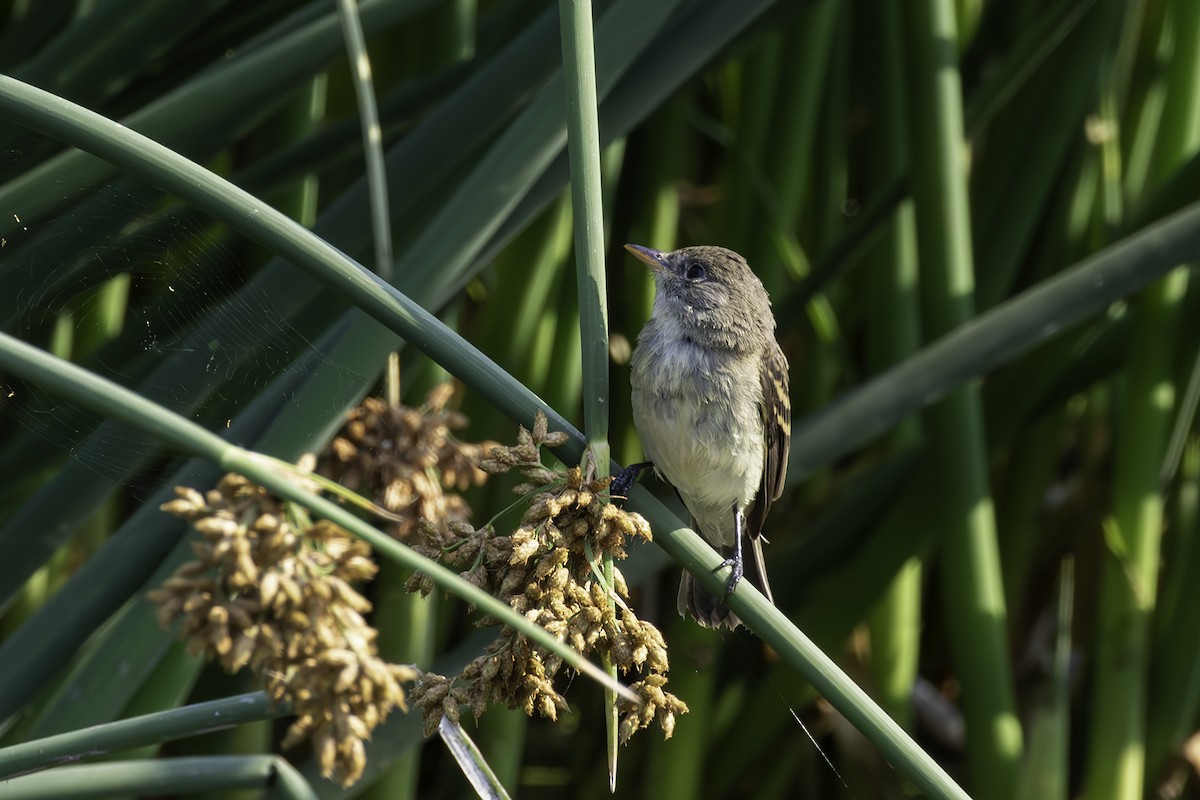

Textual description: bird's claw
[610,461,653,505]
[717,556,744,601]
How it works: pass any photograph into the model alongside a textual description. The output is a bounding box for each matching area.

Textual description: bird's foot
[720,504,747,600]
[610,461,653,504]
[716,554,744,601]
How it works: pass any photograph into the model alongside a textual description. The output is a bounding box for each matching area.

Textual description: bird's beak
[624,243,667,272]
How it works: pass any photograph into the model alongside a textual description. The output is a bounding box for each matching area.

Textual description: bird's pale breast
[630,322,765,547]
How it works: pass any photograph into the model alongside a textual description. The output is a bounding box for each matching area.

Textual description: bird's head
[624,243,774,349]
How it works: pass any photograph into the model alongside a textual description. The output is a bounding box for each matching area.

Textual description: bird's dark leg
[719,503,745,600]
[610,461,654,502]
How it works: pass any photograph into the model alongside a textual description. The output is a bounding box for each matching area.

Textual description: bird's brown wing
[747,340,790,539]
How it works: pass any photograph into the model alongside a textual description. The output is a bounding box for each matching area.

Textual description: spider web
[0,146,372,493]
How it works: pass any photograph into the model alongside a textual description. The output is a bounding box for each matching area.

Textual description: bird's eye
[684,261,707,281]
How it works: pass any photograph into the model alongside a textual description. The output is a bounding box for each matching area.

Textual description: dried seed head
[404,412,685,745]
[151,469,419,789]
[314,387,492,541]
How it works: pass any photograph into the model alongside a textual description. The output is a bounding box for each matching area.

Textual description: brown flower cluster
[406,413,687,742]
[317,384,489,538]
[149,473,416,787]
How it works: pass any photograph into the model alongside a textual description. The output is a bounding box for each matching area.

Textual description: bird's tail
[677,536,773,630]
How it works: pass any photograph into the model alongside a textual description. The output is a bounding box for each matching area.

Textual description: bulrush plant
[407,411,688,743]
[149,473,414,787]
[150,395,684,789]
[317,383,491,539]
[150,383,491,787]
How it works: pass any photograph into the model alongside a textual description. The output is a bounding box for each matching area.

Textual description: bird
[618,243,790,630]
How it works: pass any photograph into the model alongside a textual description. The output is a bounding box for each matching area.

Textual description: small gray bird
[622,243,791,630]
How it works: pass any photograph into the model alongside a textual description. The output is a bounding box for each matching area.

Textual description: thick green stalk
[1122,1,1171,207]
[0,693,274,779]
[902,2,1022,797]
[868,559,921,729]
[860,0,923,731]
[558,0,610,464]
[997,410,1065,618]
[636,497,970,800]
[335,0,393,284]
[1015,560,1074,800]
[1146,438,1200,782]
[1085,1,1199,795]
[334,0,402,407]
[0,756,316,800]
[1143,2,1200,194]
[955,0,983,48]
[642,620,715,800]
[1084,270,1188,799]
[473,709,527,795]
[360,564,435,800]
[557,0,619,785]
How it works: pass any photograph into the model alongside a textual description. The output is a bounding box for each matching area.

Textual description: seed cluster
[149,473,415,787]
[318,384,490,538]
[407,413,688,742]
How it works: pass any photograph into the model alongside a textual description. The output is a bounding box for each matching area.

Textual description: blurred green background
[2,0,1200,798]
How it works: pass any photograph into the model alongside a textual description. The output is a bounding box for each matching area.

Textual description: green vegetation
[1,1,1199,798]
